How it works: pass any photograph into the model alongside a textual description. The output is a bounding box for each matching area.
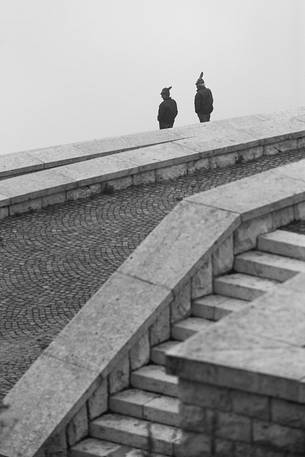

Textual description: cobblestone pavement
[1,148,305,399]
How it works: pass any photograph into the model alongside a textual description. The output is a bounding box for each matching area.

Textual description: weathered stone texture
[171,282,191,323]
[212,235,234,277]
[149,305,170,346]
[234,213,273,254]
[155,163,188,182]
[87,378,108,420]
[130,331,150,370]
[66,404,88,446]
[231,390,269,420]
[179,403,214,433]
[253,420,305,453]
[109,356,130,394]
[191,256,213,299]
[174,430,211,457]
[215,411,251,442]
[178,380,231,411]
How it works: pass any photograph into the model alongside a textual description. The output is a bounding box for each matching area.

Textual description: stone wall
[1,113,305,456]
[0,107,304,218]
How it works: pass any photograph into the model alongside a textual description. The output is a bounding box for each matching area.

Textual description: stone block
[66,403,88,446]
[271,398,305,429]
[212,235,233,277]
[294,201,305,220]
[234,213,273,254]
[297,136,305,148]
[171,282,191,323]
[253,420,305,453]
[133,170,156,186]
[210,152,237,169]
[87,377,108,420]
[214,438,234,457]
[0,206,8,219]
[187,157,209,174]
[231,390,269,420]
[105,176,133,190]
[149,305,170,346]
[109,355,130,394]
[178,379,231,411]
[264,139,297,155]
[9,197,42,216]
[66,186,92,201]
[44,429,67,457]
[174,430,211,457]
[180,403,214,433]
[271,206,294,230]
[119,200,239,291]
[191,256,212,299]
[42,192,66,208]
[89,183,102,195]
[155,163,188,182]
[237,146,264,163]
[215,411,251,442]
[130,331,150,370]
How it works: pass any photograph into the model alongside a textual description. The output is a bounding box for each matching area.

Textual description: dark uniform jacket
[158,98,178,126]
[194,87,214,115]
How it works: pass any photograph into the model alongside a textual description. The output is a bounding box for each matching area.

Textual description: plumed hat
[161,86,172,96]
[196,72,205,86]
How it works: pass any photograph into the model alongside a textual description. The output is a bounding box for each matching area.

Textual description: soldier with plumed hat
[194,72,214,122]
[157,86,178,129]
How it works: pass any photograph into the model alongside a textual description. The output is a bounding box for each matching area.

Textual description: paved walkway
[1,148,305,399]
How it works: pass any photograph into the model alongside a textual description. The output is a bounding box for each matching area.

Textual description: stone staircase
[71,229,305,457]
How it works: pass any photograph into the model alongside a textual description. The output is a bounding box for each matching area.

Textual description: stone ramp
[0,107,304,219]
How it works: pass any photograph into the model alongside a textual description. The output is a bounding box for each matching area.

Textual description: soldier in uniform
[157,86,178,129]
[194,72,214,122]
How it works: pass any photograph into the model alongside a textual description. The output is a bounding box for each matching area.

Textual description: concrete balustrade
[1,111,305,457]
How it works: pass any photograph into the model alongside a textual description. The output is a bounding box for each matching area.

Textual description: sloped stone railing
[2,121,305,456]
[0,108,304,218]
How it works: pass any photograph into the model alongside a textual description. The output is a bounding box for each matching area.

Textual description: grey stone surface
[0,169,76,203]
[0,354,98,457]
[258,229,305,260]
[119,200,239,291]
[187,167,305,222]
[44,272,172,374]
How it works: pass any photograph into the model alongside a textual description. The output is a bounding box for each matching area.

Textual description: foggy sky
[0,0,304,155]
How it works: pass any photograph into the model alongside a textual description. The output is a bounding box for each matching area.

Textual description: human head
[161,86,172,100]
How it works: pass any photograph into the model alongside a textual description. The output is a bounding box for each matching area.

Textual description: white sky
[0,0,304,155]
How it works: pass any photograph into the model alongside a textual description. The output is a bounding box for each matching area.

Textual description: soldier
[194,72,214,122]
[157,86,178,129]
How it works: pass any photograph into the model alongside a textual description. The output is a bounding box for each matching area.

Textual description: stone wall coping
[0,106,304,182]
[167,273,305,404]
[186,160,305,222]
[0,108,303,210]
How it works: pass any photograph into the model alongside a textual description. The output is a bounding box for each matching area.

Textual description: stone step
[110,389,180,427]
[214,273,278,301]
[258,229,305,260]
[234,250,305,282]
[171,317,213,341]
[191,294,248,321]
[131,365,178,397]
[89,413,181,456]
[151,341,181,366]
[71,437,167,457]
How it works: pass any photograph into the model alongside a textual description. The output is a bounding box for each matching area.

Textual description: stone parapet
[0,107,304,218]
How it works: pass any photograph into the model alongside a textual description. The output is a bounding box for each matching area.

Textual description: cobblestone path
[1,148,305,399]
